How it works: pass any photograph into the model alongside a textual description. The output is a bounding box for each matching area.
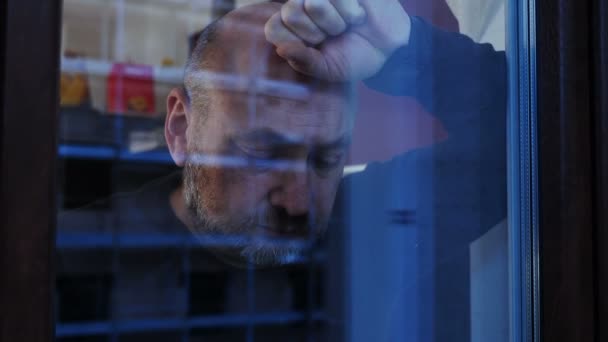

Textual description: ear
[165,87,191,166]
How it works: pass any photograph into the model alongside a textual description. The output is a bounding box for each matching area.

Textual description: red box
[107,63,155,116]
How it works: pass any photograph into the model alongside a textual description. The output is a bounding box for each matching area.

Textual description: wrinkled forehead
[202,3,304,81]
[187,2,346,95]
[207,86,354,144]
[186,2,355,142]
[187,62,355,140]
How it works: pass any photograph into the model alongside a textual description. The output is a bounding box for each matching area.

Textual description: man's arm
[266,1,508,239]
[364,16,507,139]
[264,0,412,82]
[264,0,507,142]
[359,17,508,242]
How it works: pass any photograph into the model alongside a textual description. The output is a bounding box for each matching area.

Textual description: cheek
[199,166,273,216]
[312,175,342,215]
[197,166,232,216]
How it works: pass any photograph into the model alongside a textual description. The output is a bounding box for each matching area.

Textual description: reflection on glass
[56,0,510,341]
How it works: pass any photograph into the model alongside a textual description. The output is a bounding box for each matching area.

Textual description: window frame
[533,0,607,341]
[0,0,62,341]
[507,0,539,340]
[593,0,608,339]
[0,0,607,341]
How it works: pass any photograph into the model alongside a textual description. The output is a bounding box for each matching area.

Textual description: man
[264,2,507,341]
[165,0,505,265]
[165,1,507,340]
[59,1,507,340]
[164,3,356,266]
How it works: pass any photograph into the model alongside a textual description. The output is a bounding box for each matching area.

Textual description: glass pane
[55,0,515,341]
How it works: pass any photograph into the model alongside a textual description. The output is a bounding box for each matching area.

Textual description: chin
[240,240,312,266]
[203,233,317,267]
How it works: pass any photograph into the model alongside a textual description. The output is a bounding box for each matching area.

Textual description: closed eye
[238,146,277,171]
[310,150,345,175]
[239,145,275,159]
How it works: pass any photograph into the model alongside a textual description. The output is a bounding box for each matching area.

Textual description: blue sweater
[335,16,507,341]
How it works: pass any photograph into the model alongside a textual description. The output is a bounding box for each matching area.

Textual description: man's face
[182,83,352,265]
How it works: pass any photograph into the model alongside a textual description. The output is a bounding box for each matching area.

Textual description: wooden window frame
[0,0,61,341]
[0,0,606,341]
[535,0,607,341]
[593,0,608,339]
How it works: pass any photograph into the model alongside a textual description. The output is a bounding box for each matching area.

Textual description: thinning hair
[181,7,356,120]
[182,18,223,113]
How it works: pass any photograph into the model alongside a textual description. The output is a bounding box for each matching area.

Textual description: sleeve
[364,15,507,141]
[360,15,508,241]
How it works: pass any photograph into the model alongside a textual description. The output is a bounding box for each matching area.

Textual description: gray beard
[182,162,315,267]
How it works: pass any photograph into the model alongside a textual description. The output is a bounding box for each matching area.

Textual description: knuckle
[304,0,325,17]
[266,16,297,44]
[308,33,325,45]
[281,6,302,27]
[264,14,282,42]
[264,27,278,44]
[330,0,359,22]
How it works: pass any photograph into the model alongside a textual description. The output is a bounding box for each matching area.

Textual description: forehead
[205,87,353,143]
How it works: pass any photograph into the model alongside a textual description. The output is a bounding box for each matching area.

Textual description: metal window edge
[507,0,540,341]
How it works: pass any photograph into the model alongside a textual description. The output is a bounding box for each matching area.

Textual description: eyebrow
[234,128,351,150]
[316,135,351,151]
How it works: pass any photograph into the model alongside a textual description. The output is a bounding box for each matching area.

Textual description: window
[2,0,606,341]
[54,1,516,341]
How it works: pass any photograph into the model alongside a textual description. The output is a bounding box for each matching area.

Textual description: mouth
[257,224,312,240]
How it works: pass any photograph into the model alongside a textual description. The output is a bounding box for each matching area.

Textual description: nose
[269,169,310,216]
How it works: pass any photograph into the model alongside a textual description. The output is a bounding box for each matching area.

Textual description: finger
[265,12,303,46]
[275,41,330,79]
[267,13,330,79]
[281,0,327,45]
[304,0,347,36]
[329,0,366,25]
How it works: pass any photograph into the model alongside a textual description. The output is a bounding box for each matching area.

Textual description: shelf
[59,104,173,163]
[58,143,174,164]
[56,311,327,337]
[119,149,174,164]
[57,231,326,258]
[57,232,193,249]
[61,57,184,83]
[58,144,117,160]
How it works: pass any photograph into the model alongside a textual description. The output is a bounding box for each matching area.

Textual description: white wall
[63,0,214,65]
[445,0,506,50]
[470,220,509,342]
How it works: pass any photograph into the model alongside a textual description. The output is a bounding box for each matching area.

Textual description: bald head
[184,2,349,111]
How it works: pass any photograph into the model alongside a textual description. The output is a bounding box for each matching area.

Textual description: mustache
[183,160,323,236]
[220,205,320,239]
[187,196,324,243]
[261,206,312,234]
[182,162,325,267]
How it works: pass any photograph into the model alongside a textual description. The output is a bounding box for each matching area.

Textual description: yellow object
[127,96,150,112]
[60,73,89,106]
[161,58,175,67]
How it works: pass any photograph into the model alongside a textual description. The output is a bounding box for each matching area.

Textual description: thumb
[276,41,329,79]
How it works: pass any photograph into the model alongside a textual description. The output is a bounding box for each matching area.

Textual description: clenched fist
[265,0,411,82]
